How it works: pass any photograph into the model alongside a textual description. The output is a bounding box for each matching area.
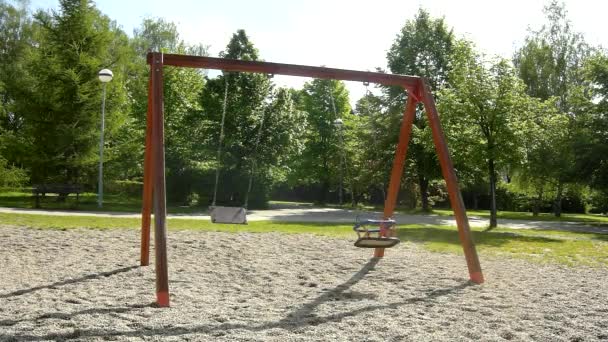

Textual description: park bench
[32,184,83,208]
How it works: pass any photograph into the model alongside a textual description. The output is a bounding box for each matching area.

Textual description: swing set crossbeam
[141,51,484,308]
[148,54,420,89]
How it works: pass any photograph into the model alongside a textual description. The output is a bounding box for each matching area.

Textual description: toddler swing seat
[353,219,400,248]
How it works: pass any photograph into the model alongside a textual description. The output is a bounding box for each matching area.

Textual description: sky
[27,0,608,104]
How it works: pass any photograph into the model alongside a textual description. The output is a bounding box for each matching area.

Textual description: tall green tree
[0,1,34,181]
[573,52,608,210]
[352,91,392,204]
[439,42,528,228]
[128,17,209,203]
[11,0,131,186]
[294,78,351,204]
[253,87,306,203]
[200,30,305,207]
[515,97,566,215]
[513,0,593,216]
[385,8,455,211]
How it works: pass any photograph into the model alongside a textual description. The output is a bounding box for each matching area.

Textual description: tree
[0,1,34,177]
[439,41,528,228]
[10,0,131,188]
[515,97,567,215]
[573,52,608,210]
[295,78,351,204]
[252,87,306,205]
[199,30,305,208]
[128,17,209,204]
[385,8,455,211]
[352,91,392,204]
[513,0,593,216]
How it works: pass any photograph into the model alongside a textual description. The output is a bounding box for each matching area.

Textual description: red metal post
[140,70,154,267]
[375,92,418,258]
[150,52,171,306]
[418,79,484,284]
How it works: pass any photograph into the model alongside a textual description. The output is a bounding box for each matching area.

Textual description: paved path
[1,206,606,234]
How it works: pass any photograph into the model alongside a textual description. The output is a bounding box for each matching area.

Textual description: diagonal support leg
[418,79,484,284]
[375,92,417,258]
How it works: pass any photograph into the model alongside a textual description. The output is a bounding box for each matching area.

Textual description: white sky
[28,0,608,104]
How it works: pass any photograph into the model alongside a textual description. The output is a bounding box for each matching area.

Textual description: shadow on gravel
[396,227,563,247]
[0,303,152,328]
[0,265,139,299]
[0,259,473,341]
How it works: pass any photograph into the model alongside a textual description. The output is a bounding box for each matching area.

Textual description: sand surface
[1,226,607,341]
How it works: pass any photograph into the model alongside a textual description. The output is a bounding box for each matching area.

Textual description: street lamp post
[333,118,344,206]
[98,69,113,208]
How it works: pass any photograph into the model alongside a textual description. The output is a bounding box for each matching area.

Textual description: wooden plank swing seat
[141,52,485,308]
[209,206,248,224]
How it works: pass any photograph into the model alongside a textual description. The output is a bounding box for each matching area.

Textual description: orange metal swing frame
[140,52,484,307]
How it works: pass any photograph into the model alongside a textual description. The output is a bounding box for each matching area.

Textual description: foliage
[513,97,570,215]
[199,30,305,208]
[384,8,455,211]
[513,0,594,217]
[129,17,209,204]
[0,0,33,180]
[0,156,27,187]
[2,0,131,187]
[573,52,608,206]
[291,78,351,204]
[1,0,606,215]
[439,41,529,228]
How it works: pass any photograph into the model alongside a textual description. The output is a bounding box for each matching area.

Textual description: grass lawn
[274,200,608,224]
[2,190,608,224]
[1,212,606,268]
[0,190,204,214]
[431,208,608,224]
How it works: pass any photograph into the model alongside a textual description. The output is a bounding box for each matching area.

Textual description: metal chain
[212,75,230,207]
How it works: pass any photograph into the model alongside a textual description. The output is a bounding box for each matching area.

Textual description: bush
[0,157,28,188]
[560,190,587,214]
[105,180,143,197]
[588,190,608,214]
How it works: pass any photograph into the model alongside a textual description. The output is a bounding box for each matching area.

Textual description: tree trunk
[533,188,543,217]
[488,158,498,229]
[472,193,479,210]
[319,180,329,204]
[419,175,430,212]
[554,181,563,217]
[319,153,329,204]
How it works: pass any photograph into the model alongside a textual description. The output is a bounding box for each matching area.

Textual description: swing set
[140,52,484,307]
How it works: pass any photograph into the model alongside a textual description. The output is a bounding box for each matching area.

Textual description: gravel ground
[0,226,607,341]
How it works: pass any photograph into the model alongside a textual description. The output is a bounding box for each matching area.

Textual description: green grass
[5,191,607,224]
[431,208,608,224]
[1,212,606,268]
[0,191,204,214]
[268,200,608,224]
[397,224,608,267]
